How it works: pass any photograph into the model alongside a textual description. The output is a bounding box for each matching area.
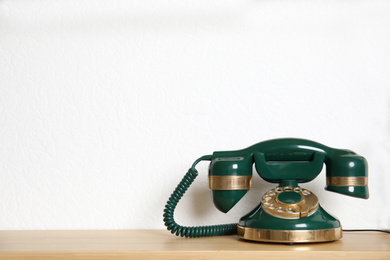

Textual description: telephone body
[163,138,368,243]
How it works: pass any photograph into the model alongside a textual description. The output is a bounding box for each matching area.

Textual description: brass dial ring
[261,187,318,219]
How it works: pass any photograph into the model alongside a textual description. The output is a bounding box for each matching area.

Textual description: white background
[1,0,389,230]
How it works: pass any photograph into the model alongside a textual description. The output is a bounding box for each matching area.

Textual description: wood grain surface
[0,230,389,259]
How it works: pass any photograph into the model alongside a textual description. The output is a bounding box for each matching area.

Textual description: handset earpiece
[325,153,369,199]
[209,155,253,213]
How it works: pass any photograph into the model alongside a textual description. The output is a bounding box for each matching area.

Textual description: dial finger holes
[263,196,271,201]
[267,192,276,196]
[276,207,285,213]
[275,188,283,193]
[286,208,295,214]
[294,187,303,192]
[284,187,293,192]
[302,190,311,195]
[268,205,275,210]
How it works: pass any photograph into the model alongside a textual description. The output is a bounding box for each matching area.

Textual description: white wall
[1,0,389,230]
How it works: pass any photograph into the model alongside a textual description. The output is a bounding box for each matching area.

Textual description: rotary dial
[261,186,319,219]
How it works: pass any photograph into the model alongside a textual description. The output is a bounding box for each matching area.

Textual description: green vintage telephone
[163,138,368,243]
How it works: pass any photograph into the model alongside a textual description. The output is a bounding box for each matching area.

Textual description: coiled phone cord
[163,155,237,238]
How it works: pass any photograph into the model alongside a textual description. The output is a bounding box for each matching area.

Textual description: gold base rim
[237,225,342,243]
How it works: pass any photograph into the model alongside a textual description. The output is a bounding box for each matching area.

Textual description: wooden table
[0,230,389,259]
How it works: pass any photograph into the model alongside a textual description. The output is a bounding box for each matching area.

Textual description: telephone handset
[163,138,368,243]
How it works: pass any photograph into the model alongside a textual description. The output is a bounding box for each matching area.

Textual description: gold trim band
[237,225,342,243]
[208,175,252,190]
[326,176,368,186]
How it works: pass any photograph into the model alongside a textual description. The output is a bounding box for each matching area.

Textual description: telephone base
[238,204,342,243]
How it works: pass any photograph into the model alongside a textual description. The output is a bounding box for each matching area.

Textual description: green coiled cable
[163,155,238,238]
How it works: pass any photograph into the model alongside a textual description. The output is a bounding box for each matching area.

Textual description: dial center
[277,191,302,204]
